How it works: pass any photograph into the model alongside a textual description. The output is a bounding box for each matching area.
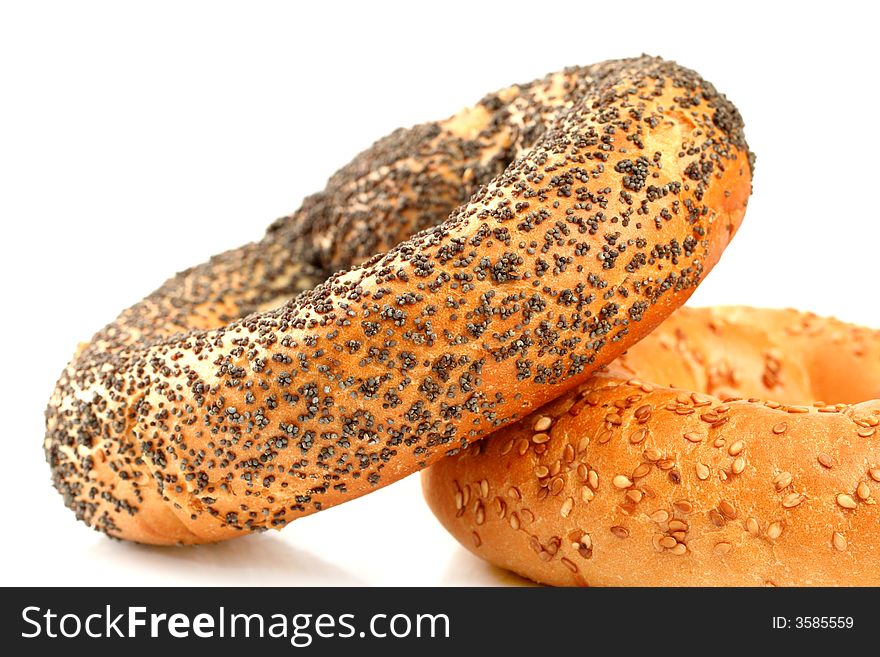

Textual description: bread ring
[45,56,751,545]
[422,307,880,586]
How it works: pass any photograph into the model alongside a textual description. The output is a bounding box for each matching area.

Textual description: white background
[1,0,878,586]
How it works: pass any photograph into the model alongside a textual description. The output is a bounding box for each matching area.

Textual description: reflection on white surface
[89,533,371,587]
[441,549,538,588]
[18,474,529,586]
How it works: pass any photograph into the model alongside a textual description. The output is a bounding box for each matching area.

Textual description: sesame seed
[713,542,732,556]
[580,533,592,550]
[832,531,847,551]
[632,463,652,479]
[696,463,710,480]
[629,428,647,444]
[561,496,574,518]
[588,470,599,490]
[532,432,550,444]
[732,456,746,474]
[728,440,744,456]
[772,422,787,435]
[858,427,876,438]
[668,519,688,532]
[782,492,804,508]
[674,500,693,514]
[817,453,833,468]
[773,471,793,491]
[856,481,870,500]
[659,536,677,549]
[610,525,629,538]
[581,486,594,503]
[870,468,880,482]
[634,404,653,421]
[472,531,481,548]
[644,447,662,461]
[509,513,521,530]
[613,474,633,489]
[534,465,549,478]
[501,440,514,456]
[566,399,585,418]
[480,479,489,498]
[475,503,485,525]
[651,509,670,523]
[578,538,593,560]
[668,543,687,556]
[683,432,702,443]
[719,500,737,519]
[767,522,783,540]
[746,517,760,535]
[626,489,643,503]
[533,416,553,432]
[836,493,858,509]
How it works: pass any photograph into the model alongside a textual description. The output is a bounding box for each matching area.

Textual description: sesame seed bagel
[45,56,751,545]
[422,307,880,586]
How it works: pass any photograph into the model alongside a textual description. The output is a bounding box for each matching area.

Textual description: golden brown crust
[45,57,751,545]
[422,307,880,586]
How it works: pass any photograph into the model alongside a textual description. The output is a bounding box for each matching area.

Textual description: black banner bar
[4,587,874,653]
